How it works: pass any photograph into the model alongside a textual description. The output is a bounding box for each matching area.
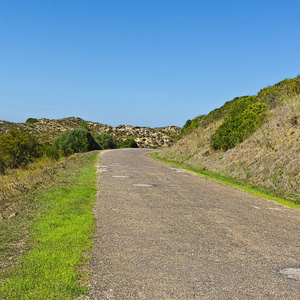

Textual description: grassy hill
[0,117,180,149]
[157,76,300,204]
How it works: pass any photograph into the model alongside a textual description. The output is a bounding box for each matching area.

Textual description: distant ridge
[0,117,181,149]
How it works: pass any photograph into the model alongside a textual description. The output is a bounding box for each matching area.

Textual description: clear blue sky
[0,0,299,127]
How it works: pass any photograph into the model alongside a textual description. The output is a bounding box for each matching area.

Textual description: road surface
[86,149,300,299]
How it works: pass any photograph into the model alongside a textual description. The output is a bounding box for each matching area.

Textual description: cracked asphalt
[85,148,300,299]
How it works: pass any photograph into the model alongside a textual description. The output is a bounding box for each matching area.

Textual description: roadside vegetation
[158,76,300,205]
[0,121,139,225]
[150,152,299,209]
[0,152,98,299]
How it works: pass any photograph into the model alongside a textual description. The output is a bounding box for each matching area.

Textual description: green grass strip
[149,152,300,209]
[0,152,99,299]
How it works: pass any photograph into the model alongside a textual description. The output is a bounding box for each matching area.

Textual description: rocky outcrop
[110,125,180,148]
[0,117,181,149]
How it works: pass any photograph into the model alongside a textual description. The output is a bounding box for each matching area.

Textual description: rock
[8,212,18,218]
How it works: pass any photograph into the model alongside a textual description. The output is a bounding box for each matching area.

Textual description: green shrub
[178,117,203,138]
[51,129,101,156]
[257,77,300,108]
[178,96,250,139]
[117,138,139,149]
[211,97,268,150]
[183,119,192,130]
[0,129,44,170]
[25,118,38,124]
[94,133,117,149]
[79,121,91,131]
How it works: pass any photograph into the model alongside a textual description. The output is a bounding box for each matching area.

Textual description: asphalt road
[86,149,300,299]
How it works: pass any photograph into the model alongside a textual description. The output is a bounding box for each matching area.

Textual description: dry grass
[0,157,68,220]
[159,95,300,202]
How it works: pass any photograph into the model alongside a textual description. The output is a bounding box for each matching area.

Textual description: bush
[79,121,91,131]
[211,97,268,150]
[178,96,249,139]
[0,129,44,170]
[26,118,38,124]
[94,133,117,149]
[117,138,139,149]
[51,129,101,156]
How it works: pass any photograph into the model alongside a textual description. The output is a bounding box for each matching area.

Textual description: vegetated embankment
[157,77,300,204]
[0,152,98,299]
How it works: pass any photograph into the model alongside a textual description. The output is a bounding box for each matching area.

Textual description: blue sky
[0,0,299,127]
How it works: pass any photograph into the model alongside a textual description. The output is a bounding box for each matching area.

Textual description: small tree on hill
[26,118,38,124]
[94,133,117,149]
[117,138,139,149]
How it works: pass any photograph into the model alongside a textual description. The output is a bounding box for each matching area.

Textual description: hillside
[0,117,180,149]
[158,77,300,203]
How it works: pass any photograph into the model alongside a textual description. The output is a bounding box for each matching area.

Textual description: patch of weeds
[202,150,210,157]
[179,150,198,164]
[242,167,252,180]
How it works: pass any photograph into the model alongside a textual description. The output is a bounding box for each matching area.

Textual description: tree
[51,129,101,156]
[94,133,117,149]
[0,129,44,170]
[117,138,139,149]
